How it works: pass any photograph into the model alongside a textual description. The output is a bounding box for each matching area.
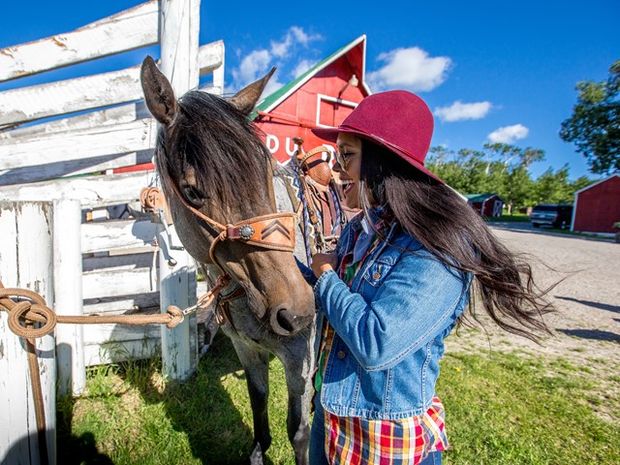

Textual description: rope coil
[0,287,185,339]
[0,275,233,465]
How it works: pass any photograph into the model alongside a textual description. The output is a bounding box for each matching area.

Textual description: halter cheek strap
[165,177,301,275]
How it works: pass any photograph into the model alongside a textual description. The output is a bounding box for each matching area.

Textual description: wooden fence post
[0,201,56,465]
[53,199,86,397]
[158,0,201,381]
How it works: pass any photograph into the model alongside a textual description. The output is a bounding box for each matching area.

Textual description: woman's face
[334,133,362,209]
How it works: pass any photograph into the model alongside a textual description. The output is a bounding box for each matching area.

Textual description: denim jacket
[300,212,472,420]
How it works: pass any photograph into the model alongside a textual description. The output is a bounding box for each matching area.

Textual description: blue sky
[1,0,618,180]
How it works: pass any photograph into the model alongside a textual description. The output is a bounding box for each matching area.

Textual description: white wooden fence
[0,0,222,410]
[1,0,223,462]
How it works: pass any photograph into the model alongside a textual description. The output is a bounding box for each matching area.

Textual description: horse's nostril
[275,309,296,334]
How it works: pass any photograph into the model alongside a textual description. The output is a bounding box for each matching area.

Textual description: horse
[140,56,320,465]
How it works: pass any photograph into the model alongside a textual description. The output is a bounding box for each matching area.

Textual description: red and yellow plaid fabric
[317,217,449,464]
[323,397,448,465]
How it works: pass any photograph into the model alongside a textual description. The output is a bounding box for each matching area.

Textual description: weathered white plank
[0,1,159,82]
[83,292,160,315]
[0,66,144,127]
[0,63,223,143]
[82,263,157,300]
[0,118,156,171]
[0,150,154,187]
[83,323,160,345]
[0,201,56,465]
[83,338,160,366]
[82,252,155,273]
[53,200,86,397]
[0,105,143,141]
[82,219,158,254]
[198,40,224,76]
[209,41,225,95]
[0,41,224,127]
[0,170,153,208]
[158,0,201,382]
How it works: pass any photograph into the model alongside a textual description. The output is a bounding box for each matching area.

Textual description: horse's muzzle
[270,306,310,336]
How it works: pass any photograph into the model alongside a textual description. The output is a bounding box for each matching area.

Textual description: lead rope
[0,275,233,464]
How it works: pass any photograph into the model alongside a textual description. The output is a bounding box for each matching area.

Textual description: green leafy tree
[560,60,620,174]
[427,145,591,214]
[534,165,574,204]
[570,175,593,193]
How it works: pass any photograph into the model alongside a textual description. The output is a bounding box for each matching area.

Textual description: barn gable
[571,174,620,233]
[253,35,371,164]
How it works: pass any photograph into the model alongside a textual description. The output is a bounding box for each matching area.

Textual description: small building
[571,174,620,233]
[466,193,504,217]
[252,35,371,164]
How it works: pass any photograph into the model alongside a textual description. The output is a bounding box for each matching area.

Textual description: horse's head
[140,56,314,336]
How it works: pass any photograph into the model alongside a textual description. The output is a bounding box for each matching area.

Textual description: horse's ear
[229,67,276,116]
[140,56,178,125]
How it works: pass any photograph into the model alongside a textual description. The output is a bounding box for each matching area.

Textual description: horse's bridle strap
[224,212,296,250]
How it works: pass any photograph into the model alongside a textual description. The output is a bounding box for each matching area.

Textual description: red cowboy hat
[312,90,442,183]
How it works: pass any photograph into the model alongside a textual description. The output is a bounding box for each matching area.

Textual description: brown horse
[141,57,317,464]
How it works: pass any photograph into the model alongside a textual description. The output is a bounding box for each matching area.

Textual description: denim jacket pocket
[362,257,395,287]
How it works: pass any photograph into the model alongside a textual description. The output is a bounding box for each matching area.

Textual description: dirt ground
[446,225,620,363]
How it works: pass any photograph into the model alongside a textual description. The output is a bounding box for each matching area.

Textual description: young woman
[298,91,553,465]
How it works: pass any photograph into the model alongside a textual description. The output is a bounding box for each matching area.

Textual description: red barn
[571,174,620,233]
[466,193,504,217]
[252,35,371,164]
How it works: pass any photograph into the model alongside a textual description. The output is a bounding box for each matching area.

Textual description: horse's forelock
[157,91,273,219]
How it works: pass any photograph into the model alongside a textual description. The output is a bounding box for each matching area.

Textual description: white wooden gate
[0,0,223,394]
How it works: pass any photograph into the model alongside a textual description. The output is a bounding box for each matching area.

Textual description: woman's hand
[311,253,337,278]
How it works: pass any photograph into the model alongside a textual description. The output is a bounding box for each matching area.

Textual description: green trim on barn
[250,35,367,120]
[466,193,498,203]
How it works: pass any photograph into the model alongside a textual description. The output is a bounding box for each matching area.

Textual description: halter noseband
[167,173,301,276]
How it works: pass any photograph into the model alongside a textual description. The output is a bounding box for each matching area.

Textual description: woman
[298,91,553,465]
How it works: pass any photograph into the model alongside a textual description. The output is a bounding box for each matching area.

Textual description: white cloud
[270,26,321,58]
[434,100,492,122]
[229,26,321,95]
[367,47,452,92]
[231,49,271,85]
[487,124,529,144]
[292,59,314,78]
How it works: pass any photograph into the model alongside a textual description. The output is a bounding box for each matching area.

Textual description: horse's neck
[271,168,310,264]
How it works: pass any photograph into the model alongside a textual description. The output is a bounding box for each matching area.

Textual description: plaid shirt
[316,215,449,464]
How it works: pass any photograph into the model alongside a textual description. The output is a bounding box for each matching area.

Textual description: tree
[534,165,573,204]
[560,60,620,175]
[427,144,591,214]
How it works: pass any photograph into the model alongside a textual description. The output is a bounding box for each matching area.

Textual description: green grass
[58,334,620,465]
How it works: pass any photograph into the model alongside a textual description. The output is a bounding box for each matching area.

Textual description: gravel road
[446,225,620,365]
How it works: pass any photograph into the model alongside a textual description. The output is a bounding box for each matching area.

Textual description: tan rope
[0,274,232,464]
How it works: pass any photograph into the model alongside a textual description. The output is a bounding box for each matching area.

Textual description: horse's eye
[182,184,205,207]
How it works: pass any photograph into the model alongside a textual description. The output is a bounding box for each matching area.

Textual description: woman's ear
[229,67,276,115]
[140,56,178,125]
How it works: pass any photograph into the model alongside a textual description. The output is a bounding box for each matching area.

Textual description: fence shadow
[489,223,615,243]
[120,331,267,465]
[557,328,620,343]
[555,296,620,314]
[57,396,114,465]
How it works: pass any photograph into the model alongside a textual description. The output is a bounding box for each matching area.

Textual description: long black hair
[359,138,555,341]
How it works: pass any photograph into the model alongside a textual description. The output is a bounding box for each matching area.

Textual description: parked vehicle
[530,204,573,229]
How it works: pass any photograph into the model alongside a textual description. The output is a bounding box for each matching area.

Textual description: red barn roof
[253,35,371,164]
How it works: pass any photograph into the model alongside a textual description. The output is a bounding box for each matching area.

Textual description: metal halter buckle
[238,224,255,241]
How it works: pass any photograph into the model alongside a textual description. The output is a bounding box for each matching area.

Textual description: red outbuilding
[571,174,620,233]
[252,35,371,164]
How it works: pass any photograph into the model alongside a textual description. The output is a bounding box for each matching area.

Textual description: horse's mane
[155,90,273,219]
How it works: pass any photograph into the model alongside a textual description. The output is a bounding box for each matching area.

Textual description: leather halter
[167,171,301,276]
